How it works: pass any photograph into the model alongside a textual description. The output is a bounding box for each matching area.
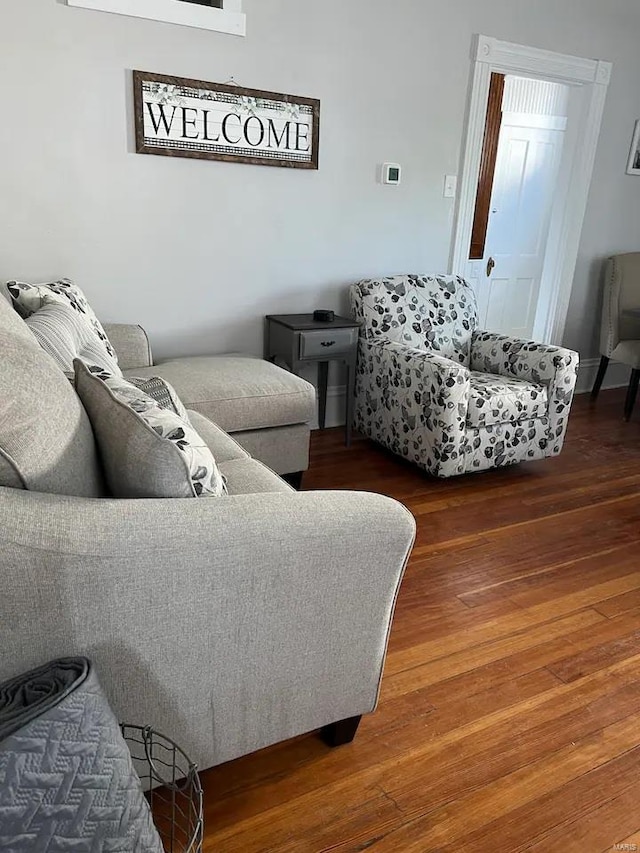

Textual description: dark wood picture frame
[133,70,320,170]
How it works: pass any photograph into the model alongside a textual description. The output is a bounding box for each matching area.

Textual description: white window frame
[65,0,246,37]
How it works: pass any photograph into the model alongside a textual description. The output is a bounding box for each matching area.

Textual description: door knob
[486,257,496,277]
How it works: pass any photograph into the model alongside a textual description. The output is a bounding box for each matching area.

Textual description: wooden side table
[265,314,359,446]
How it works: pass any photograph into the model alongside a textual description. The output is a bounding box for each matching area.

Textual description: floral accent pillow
[6,278,117,362]
[127,376,189,420]
[25,301,121,379]
[74,360,226,499]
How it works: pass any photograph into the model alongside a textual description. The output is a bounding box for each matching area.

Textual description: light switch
[443,175,457,198]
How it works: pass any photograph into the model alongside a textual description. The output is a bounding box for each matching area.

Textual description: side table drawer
[299,328,358,359]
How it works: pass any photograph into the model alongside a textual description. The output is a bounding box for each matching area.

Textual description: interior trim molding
[475,35,611,84]
[65,0,246,36]
[451,35,612,346]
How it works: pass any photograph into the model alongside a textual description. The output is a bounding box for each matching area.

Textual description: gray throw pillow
[0,297,104,496]
[74,360,226,499]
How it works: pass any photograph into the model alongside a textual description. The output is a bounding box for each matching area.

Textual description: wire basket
[121,724,203,853]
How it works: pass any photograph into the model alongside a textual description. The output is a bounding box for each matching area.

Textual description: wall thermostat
[382,163,402,185]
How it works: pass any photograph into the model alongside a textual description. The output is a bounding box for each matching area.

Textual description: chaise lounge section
[104,323,316,480]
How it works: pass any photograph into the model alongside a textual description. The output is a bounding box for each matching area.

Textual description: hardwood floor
[201,389,640,853]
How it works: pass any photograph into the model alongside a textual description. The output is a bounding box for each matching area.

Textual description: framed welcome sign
[133,71,320,169]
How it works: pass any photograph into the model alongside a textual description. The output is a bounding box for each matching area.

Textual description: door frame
[450,35,612,344]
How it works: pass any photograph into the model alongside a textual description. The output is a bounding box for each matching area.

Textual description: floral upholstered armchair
[350,274,579,478]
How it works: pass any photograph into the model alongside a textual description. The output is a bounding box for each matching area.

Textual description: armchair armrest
[0,487,414,770]
[356,339,471,477]
[470,330,579,441]
[381,339,471,389]
[470,330,578,385]
[103,323,153,370]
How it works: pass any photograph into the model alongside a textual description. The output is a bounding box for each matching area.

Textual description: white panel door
[468,115,566,339]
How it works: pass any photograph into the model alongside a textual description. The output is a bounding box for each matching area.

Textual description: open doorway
[450,36,611,345]
[465,74,572,340]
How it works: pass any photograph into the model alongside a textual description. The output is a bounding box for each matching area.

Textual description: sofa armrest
[0,487,415,770]
[103,323,153,370]
[356,338,471,477]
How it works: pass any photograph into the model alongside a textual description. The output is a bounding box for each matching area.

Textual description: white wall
[1,0,639,376]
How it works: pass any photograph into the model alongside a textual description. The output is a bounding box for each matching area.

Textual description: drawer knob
[320,340,336,347]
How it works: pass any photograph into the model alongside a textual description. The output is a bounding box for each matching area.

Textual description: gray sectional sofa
[0,293,416,770]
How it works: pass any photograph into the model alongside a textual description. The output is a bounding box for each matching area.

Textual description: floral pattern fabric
[24,300,122,379]
[350,276,579,478]
[463,418,551,473]
[351,274,478,366]
[353,339,470,478]
[470,332,578,448]
[6,278,117,362]
[127,376,189,420]
[467,371,548,428]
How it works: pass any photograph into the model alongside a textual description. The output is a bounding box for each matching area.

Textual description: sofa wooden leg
[624,369,639,421]
[282,471,303,490]
[591,355,609,399]
[321,715,362,747]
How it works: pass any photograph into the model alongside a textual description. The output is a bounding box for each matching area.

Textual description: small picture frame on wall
[626,119,640,175]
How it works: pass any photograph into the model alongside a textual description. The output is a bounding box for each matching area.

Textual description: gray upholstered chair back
[600,253,640,356]
[350,274,478,366]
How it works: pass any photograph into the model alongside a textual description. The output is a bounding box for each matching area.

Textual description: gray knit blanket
[0,657,164,852]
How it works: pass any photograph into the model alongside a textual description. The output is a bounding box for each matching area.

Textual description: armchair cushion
[470,331,578,444]
[467,372,548,428]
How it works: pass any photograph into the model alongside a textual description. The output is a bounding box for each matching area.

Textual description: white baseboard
[575,357,630,394]
[310,360,631,430]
